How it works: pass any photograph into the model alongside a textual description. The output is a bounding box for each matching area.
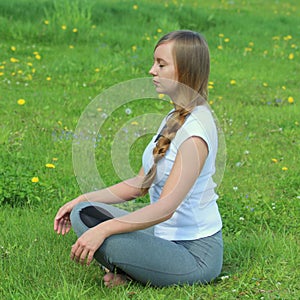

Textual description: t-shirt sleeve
[172,111,217,154]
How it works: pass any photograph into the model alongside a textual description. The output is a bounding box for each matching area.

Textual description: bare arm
[71,136,209,265]
[54,168,145,234]
[103,136,208,232]
[82,168,145,204]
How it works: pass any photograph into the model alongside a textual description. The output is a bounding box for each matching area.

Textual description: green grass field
[1,0,299,299]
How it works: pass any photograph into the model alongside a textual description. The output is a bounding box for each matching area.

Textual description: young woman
[54,30,223,287]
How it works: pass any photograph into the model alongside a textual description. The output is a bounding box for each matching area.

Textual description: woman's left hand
[70,226,106,266]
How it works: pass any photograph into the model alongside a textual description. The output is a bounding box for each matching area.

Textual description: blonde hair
[140,30,210,195]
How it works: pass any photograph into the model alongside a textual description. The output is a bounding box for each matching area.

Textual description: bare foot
[103,272,128,287]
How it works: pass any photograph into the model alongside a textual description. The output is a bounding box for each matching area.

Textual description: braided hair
[140,30,210,195]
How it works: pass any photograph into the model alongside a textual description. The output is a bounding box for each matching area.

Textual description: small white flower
[221,275,229,280]
[233,186,238,191]
[125,108,132,115]
[239,217,245,221]
[244,150,250,155]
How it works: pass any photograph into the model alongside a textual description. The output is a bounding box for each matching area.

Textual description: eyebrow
[155,57,168,64]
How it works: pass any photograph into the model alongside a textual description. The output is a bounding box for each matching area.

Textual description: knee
[70,202,90,236]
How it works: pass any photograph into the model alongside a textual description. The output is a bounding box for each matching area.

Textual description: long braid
[141,30,210,195]
[140,106,191,195]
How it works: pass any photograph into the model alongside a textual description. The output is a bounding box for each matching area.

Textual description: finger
[86,251,94,266]
[54,217,61,231]
[61,219,70,235]
[79,249,89,265]
[54,209,64,230]
[71,243,84,263]
[63,221,72,235]
[54,219,62,234]
[57,218,66,234]
[70,243,78,260]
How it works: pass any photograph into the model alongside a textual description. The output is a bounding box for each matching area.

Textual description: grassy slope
[0,0,299,298]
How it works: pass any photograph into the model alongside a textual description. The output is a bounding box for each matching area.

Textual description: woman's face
[149,41,178,97]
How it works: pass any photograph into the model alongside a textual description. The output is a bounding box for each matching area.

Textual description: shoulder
[173,105,217,149]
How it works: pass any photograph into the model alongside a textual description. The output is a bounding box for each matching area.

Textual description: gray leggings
[70,201,223,287]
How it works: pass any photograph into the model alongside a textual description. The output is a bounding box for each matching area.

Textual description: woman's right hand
[53,195,85,235]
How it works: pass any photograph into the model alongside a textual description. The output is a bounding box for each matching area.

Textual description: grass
[0,0,299,298]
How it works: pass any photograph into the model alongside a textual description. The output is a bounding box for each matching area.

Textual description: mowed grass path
[0,0,299,299]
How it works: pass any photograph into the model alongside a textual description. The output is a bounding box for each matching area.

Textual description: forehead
[154,41,174,61]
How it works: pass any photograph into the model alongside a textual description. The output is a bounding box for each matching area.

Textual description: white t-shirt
[142,105,222,241]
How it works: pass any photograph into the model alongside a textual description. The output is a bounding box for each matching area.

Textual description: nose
[149,64,157,76]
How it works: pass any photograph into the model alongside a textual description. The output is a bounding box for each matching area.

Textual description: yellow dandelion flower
[45,163,55,169]
[282,167,288,171]
[263,82,268,87]
[35,54,41,60]
[69,45,74,49]
[61,25,67,30]
[284,35,292,41]
[46,77,51,81]
[11,46,16,52]
[11,72,16,76]
[218,33,224,38]
[209,81,214,85]
[95,68,100,72]
[17,70,23,74]
[209,100,214,105]
[288,96,294,104]
[91,25,96,29]
[33,51,39,55]
[0,72,3,76]
[26,74,32,81]
[146,36,151,41]
[230,80,236,85]
[131,45,137,52]
[249,42,254,47]
[31,177,39,183]
[282,86,286,90]
[291,44,296,49]
[17,99,26,105]
[272,36,280,41]
[52,157,58,161]
[208,85,214,89]
[57,121,63,126]
[97,107,102,112]
[224,38,230,43]
[158,94,165,99]
[44,20,49,25]
[32,68,36,73]
[217,45,223,50]
[10,57,19,63]
[245,47,252,52]
[271,158,278,163]
[288,53,294,60]
[131,121,138,125]
[0,65,4,69]
[27,62,33,67]
[263,50,268,55]
[72,28,78,33]
[157,28,162,33]
[133,4,138,10]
